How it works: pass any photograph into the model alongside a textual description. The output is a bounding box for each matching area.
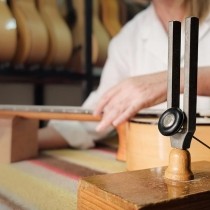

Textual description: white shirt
[49,4,210,149]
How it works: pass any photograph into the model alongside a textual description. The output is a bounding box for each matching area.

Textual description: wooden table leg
[0,116,39,163]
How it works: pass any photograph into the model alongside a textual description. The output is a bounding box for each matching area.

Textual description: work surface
[79,161,210,210]
[0,140,125,210]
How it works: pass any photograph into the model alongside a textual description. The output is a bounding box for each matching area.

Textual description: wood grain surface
[78,161,210,210]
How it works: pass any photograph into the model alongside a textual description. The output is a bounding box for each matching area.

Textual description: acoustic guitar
[126,114,210,171]
[36,0,73,67]
[92,0,110,67]
[68,0,110,72]
[67,0,86,72]
[10,0,49,65]
[56,0,69,18]
[0,0,17,63]
[56,0,76,27]
[117,0,128,26]
[100,0,122,38]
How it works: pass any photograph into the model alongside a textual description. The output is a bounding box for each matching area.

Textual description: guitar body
[100,0,122,38]
[36,0,73,67]
[92,0,110,67]
[56,0,69,18]
[126,117,210,171]
[10,0,49,65]
[0,0,17,62]
[117,0,128,26]
[69,0,110,72]
[67,0,86,72]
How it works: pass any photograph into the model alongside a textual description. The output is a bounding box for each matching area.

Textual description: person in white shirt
[38,0,210,150]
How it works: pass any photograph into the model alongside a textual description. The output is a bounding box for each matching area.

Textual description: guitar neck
[0,105,101,121]
[2,105,207,123]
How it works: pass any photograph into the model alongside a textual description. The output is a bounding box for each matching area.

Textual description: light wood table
[78,161,210,210]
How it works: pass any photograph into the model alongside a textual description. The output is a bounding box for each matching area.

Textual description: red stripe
[29,160,80,181]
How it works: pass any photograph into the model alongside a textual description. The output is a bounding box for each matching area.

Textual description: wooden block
[78,161,210,210]
[116,122,127,161]
[0,117,39,163]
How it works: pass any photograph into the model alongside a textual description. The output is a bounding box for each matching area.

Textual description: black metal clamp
[158,17,199,150]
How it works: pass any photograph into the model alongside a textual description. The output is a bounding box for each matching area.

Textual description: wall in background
[0,84,83,106]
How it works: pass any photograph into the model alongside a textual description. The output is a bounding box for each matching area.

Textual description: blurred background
[0,0,150,107]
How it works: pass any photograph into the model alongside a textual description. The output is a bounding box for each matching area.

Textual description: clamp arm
[158,17,199,150]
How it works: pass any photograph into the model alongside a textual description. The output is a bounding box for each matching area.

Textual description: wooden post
[0,117,39,163]
[164,148,194,181]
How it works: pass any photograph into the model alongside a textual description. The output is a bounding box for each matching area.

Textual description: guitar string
[193,135,210,149]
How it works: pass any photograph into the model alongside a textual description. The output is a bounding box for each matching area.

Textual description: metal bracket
[168,17,199,149]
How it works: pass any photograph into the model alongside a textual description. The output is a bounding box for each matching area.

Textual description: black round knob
[158,107,185,136]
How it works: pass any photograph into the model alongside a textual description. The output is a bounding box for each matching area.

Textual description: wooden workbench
[78,161,210,209]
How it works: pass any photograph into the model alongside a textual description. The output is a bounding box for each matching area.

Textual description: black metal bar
[182,17,199,148]
[167,21,181,109]
[83,0,93,100]
[34,84,45,128]
[171,17,199,149]
[34,84,44,106]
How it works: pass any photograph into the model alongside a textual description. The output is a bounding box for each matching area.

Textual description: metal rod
[167,21,181,109]
[83,0,93,100]
[171,17,199,149]
[183,17,199,147]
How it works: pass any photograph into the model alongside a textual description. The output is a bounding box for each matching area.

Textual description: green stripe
[13,161,78,193]
[43,149,126,173]
[0,164,77,210]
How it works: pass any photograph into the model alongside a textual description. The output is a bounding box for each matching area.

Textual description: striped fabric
[0,141,126,210]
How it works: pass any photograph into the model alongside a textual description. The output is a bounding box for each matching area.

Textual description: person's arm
[39,14,151,149]
[94,66,210,132]
[94,71,168,131]
[37,29,132,150]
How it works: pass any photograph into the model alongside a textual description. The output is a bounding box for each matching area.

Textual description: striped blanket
[0,141,126,210]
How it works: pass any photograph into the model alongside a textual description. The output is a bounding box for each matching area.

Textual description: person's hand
[94,71,168,131]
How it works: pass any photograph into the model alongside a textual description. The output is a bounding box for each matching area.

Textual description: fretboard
[0,105,101,121]
[0,105,209,122]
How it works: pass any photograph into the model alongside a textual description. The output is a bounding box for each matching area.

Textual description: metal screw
[163,113,175,128]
